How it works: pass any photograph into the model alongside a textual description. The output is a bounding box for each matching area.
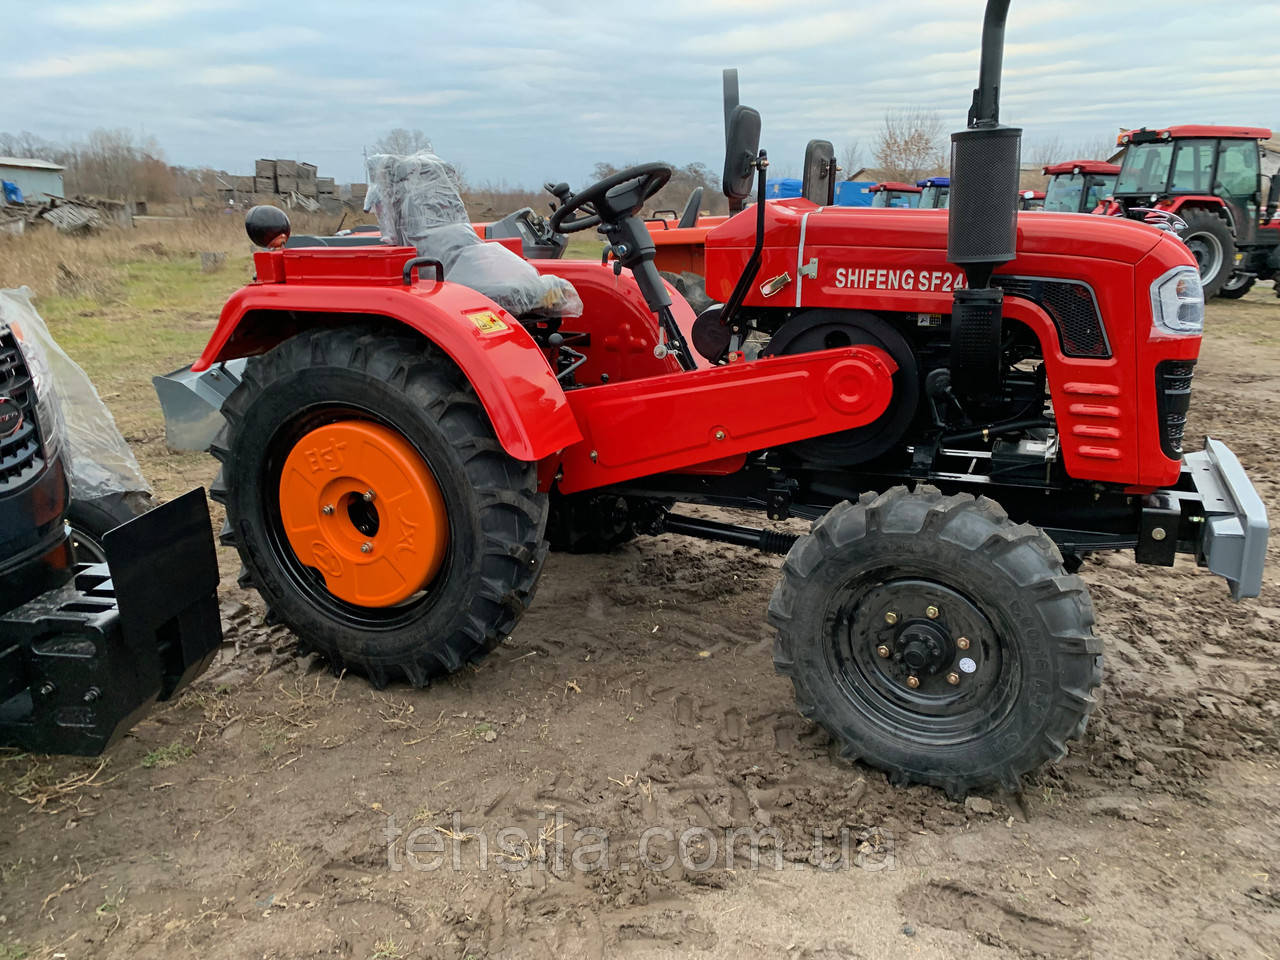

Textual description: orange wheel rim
[278,420,449,607]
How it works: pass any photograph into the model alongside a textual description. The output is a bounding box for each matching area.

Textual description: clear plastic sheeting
[365,150,582,318]
[0,287,151,500]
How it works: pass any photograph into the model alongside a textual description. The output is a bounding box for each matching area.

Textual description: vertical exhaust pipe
[947,0,1021,406]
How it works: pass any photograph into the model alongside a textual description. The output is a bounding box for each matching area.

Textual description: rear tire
[1180,209,1235,300]
[210,326,549,688]
[768,486,1102,796]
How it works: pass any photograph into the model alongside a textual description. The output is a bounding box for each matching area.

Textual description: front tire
[1180,209,1235,300]
[768,487,1101,796]
[1218,273,1255,299]
[67,492,153,564]
[210,326,549,688]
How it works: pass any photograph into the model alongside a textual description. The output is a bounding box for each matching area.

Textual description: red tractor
[1103,125,1280,299]
[868,181,923,208]
[1017,190,1045,210]
[172,0,1266,796]
[1042,160,1120,214]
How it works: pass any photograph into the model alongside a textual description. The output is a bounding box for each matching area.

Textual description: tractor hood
[705,198,1168,265]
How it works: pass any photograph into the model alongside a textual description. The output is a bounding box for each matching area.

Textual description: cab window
[1168,139,1216,193]
[1043,173,1082,212]
[1084,175,1116,210]
[1214,139,1260,198]
[1116,142,1173,194]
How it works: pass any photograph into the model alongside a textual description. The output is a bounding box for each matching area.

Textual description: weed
[370,939,404,960]
[141,743,193,769]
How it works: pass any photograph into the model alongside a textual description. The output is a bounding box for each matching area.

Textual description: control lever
[545,181,572,213]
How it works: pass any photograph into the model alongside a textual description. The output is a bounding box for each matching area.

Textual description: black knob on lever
[545,181,572,205]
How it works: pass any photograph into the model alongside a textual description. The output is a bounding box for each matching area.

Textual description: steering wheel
[550,162,672,234]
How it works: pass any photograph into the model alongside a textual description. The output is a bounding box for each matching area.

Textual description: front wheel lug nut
[321,504,334,515]
[360,542,373,554]
[957,636,970,651]
[363,489,376,502]
[946,672,960,686]
[906,675,920,689]
[884,611,899,625]
[925,605,940,619]
[876,644,891,658]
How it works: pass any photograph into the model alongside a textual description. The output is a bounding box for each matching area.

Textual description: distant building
[0,157,65,202]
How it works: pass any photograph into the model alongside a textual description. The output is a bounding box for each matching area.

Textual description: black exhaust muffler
[947,0,1021,405]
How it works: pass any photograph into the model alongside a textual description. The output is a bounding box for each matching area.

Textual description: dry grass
[0,211,353,302]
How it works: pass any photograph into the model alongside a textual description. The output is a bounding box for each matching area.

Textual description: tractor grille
[0,329,43,493]
[994,276,1110,359]
[1156,359,1195,459]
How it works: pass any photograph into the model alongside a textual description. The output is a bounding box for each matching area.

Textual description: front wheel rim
[1186,231,1224,282]
[825,575,1018,747]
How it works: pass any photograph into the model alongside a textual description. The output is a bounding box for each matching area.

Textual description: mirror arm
[716,150,769,351]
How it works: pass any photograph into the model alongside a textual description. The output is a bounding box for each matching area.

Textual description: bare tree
[1069,132,1121,162]
[1028,135,1066,167]
[373,128,433,155]
[872,107,947,183]
[0,130,57,160]
[839,142,862,179]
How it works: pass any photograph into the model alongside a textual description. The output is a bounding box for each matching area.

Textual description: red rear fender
[195,267,581,462]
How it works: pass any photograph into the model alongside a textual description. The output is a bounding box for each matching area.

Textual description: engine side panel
[704,200,1200,489]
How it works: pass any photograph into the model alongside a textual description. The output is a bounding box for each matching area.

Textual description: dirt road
[2,286,1279,960]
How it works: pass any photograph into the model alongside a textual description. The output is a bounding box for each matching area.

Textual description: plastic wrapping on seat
[366,150,581,318]
[0,287,151,499]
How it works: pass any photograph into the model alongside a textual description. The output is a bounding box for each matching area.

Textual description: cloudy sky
[3,0,1277,188]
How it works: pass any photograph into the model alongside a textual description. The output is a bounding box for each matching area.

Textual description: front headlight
[7,322,66,460]
[1150,265,1204,337]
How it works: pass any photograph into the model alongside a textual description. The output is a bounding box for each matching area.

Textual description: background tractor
[1042,160,1119,214]
[868,181,922,208]
[1104,126,1280,299]
[917,176,950,209]
[1017,189,1045,210]
[163,0,1266,796]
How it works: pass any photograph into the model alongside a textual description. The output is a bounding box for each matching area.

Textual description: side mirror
[802,139,836,206]
[723,105,762,206]
[1267,175,1280,223]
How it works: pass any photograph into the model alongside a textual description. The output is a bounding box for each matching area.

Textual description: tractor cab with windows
[1105,126,1280,299]
[917,176,950,209]
[868,181,922,208]
[1042,160,1119,214]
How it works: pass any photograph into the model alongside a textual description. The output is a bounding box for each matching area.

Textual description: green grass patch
[141,743,194,769]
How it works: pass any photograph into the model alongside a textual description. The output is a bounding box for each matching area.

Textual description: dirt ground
[3,281,1280,960]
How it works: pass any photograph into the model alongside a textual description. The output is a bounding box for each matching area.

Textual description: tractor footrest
[0,489,222,755]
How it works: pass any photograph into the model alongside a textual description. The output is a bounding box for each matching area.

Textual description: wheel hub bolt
[360,542,373,554]
[322,504,334,515]
[906,675,920,689]
[957,636,970,651]
[363,489,376,502]
[926,605,940,619]
[876,644,891,658]
[946,672,960,686]
[884,611,899,625]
